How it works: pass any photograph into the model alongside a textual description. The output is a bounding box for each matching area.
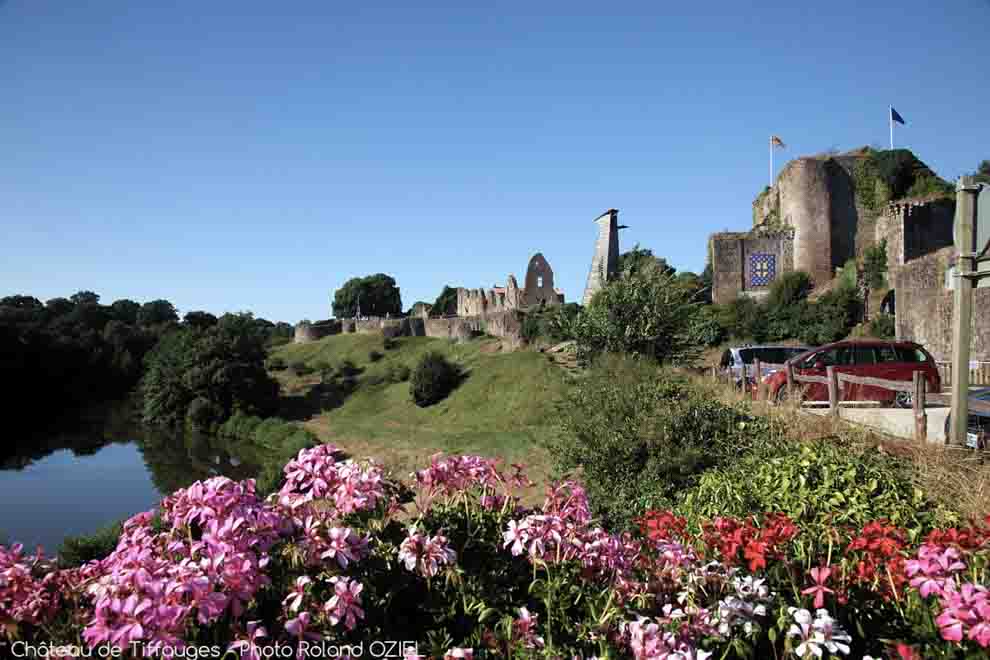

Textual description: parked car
[718,345,813,386]
[943,387,990,449]
[766,339,941,407]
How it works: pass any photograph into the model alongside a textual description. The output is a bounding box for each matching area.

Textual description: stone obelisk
[582,209,622,306]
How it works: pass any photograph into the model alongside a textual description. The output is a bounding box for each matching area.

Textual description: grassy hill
[270,333,572,489]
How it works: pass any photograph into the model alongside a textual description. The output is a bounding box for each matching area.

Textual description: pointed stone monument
[582,209,624,305]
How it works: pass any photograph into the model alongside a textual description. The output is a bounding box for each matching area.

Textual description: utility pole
[949,177,984,445]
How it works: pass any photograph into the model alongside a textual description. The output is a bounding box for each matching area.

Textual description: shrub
[368,350,384,363]
[677,440,950,550]
[57,520,124,568]
[313,359,333,383]
[383,336,397,351]
[266,356,287,371]
[289,360,314,376]
[338,359,361,378]
[799,285,861,345]
[687,305,725,347]
[868,312,896,339]
[864,240,888,290]
[548,356,776,529]
[410,352,461,407]
[386,363,411,383]
[572,269,702,364]
[766,271,812,311]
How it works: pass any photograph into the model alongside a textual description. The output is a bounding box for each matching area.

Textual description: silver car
[718,345,813,386]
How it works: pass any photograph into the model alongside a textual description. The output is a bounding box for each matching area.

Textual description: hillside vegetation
[270,333,570,485]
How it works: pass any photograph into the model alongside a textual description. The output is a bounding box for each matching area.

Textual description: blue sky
[2,1,988,323]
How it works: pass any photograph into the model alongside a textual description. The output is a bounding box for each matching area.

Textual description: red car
[767,340,941,407]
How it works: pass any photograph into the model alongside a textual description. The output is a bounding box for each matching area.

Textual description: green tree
[0,295,43,310]
[45,297,75,317]
[973,160,990,185]
[332,274,402,318]
[572,268,702,365]
[109,299,141,324]
[138,299,179,326]
[184,310,218,329]
[430,286,458,317]
[616,245,676,279]
[141,314,279,429]
[70,291,100,306]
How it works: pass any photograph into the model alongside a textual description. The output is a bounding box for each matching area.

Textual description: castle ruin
[582,209,624,305]
[455,253,564,317]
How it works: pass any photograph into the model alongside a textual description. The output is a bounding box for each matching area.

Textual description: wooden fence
[937,361,990,387]
[710,361,930,443]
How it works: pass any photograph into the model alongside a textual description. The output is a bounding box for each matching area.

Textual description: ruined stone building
[455,253,564,317]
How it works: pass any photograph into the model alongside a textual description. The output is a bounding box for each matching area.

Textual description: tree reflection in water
[2,400,262,496]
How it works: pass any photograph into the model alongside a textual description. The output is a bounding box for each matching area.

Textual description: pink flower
[503,520,526,556]
[324,577,364,631]
[398,529,456,578]
[801,565,835,609]
[282,576,312,614]
[444,649,473,660]
[228,621,268,660]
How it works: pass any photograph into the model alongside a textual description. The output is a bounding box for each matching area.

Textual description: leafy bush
[868,312,896,339]
[337,359,362,378]
[289,360,314,376]
[410,352,462,407]
[548,357,776,529]
[766,271,813,311]
[678,440,950,550]
[368,350,384,363]
[687,305,726,347]
[266,356,287,371]
[57,520,124,568]
[572,269,702,365]
[382,336,398,351]
[185,396,225,431]
[386,363,411,383]
[216,413,318,496]
[864,240,888,290]
[798,285,861,345]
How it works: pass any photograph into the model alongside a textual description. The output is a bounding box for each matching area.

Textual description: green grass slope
[270,334,571,486]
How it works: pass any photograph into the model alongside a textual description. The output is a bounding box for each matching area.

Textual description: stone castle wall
[875,198,955,279]
[456,252,561,317]
[709,230,795,304]
[294,310,524,346]
[894,246,990,362]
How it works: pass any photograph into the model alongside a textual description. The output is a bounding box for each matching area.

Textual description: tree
[138,299,179,326]
[973,160,990,185]
[617,245,676,279]
[45,297,75,317]
[431,286,458,317]
[332,274,402,318]
[141,314,278,429]
[70,291,100,306]
[109,299,141,324]
[572,268,702,365]
[184,310,218,329]
[0,295,43,310]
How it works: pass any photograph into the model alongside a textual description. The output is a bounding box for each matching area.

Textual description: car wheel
[894,391,913,409]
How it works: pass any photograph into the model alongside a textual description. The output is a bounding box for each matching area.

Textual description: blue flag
[890,107,906,125]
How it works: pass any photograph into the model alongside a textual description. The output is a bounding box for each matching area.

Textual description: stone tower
[582,209,622,305]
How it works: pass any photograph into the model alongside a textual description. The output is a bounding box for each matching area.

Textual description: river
[0,403,262,553]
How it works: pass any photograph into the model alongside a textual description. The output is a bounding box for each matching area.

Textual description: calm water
[0,405,261,553]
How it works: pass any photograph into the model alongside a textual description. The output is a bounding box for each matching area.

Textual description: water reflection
[0,402,262,551]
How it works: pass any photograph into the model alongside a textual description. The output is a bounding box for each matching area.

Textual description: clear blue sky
[2,1,987,323]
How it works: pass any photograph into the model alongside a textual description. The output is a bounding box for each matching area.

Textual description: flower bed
[1,446,988,658]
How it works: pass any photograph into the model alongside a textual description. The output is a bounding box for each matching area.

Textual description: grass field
[270,334,572,494]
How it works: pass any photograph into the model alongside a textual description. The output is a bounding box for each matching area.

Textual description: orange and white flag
[771,135,786,149]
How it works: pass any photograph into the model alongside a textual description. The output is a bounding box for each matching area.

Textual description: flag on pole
[890,107,906,125]
[771,135,786,149]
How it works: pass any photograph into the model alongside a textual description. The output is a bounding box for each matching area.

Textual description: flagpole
[889,106,894,150]
[770,137,773,187]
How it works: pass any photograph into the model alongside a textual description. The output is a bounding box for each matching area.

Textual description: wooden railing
[710,361,931,443]
[937,361,990,387]
[790,364,929,443]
